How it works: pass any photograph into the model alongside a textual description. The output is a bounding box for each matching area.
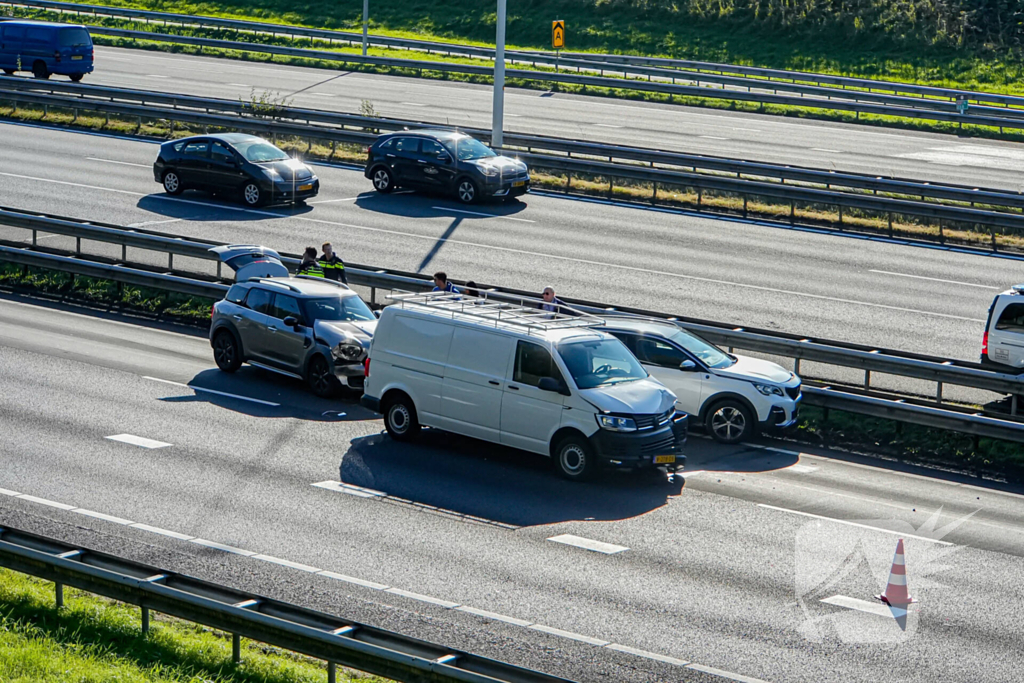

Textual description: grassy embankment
[0,566,383,683]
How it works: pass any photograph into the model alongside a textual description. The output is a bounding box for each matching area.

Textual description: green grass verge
[0,567,383,682]
[791,405,1024,479]
[32,0,1024,95]
[0,263,214,323]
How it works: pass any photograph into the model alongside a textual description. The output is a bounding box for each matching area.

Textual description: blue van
[0,21,94,81]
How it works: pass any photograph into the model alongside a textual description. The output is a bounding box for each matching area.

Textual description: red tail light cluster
[982,330,989,356]
[210,302,217,319]
[363,358,370,377]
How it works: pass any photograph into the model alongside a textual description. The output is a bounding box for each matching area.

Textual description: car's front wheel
[704,400,755,444]
[554,435,596,482]
[212,330,242,372]
[456,178,479,204]
[371,167,395,194]
[162,171,183,195]
[307,355,337,398]
[384,393,420,441]
[242,182,264,207]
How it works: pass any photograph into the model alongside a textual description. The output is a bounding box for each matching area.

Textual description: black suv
[154,133,319,207]
[364,130,530,204]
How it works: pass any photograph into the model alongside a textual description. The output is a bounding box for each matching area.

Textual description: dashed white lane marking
[86,157,152,168]
[309,196,359,204]
[869,269,1000,290]
[401,101,427,106]
[5,486,760,682]
[432,206,536,223]
[594,123,622,128]
[687,663,771,683]
[811,148,842,153]
[313,480,385,498]
[606,643,690,666]
[228,83,249,87]
[75,509,133,525]
[143,376,281,407]
[0,171,988,323]
[530,624,610,646]
[547,534,629,555]
[105,434,173,449]
[146,74,169,78]
[731,127,761,133]
[457,605,532,627]
[821,595,906,618]
[127,218,183,228]
[253,554,321,573]
[700,135,728,140]
[788,464,818,474]
[386,588,460,609]
[758,504,953,545]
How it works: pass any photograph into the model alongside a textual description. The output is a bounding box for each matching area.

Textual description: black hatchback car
[153,134,319,207]
[364,130,529,204]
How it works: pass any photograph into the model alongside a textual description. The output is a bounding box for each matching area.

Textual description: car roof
[165,133,264,146]
[1,21,87,29]
[599,318,681,336]
[249,277,358,297]
[380,129,468,142]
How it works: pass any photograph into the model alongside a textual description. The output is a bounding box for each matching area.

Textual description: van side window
[996,303,1024,332]
[25,27,50,43]
[244,288,273,314]
[3,26,26,40]
[513,342,562,387]
[635,337,687,368]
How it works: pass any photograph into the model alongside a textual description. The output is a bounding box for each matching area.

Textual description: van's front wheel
[384,393,420,441]
[554,435,596,482]
[69,73,84,82]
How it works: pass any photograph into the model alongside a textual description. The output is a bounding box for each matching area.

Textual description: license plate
[298,183,313,191]
[512,181,525,187]
[71,55,83,60]
[654,455,675,464]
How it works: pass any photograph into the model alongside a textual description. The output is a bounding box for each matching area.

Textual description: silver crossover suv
[209,276,376,396]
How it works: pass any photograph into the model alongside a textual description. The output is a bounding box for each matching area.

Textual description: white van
[360,292,687,481]
[982,284,1024,371]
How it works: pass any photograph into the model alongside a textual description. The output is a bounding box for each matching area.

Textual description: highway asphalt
[1,296,1023,683]
[44,45,1024,192]
[0,121,1015,379]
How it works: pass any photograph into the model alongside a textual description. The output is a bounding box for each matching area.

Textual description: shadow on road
[338,429,684,527]
[136,194,314,221]
[684,438,799,473]
[157,368,376,421]
[353,190,528,221]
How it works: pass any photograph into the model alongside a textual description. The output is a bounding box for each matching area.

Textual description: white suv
[982,284,1024,371]
[600,319,801,443]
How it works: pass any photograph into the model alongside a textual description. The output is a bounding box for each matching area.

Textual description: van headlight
[753,383,784,397]
[333,342,364,362]
[597,415,637,432]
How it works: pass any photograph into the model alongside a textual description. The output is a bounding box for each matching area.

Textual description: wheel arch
[211,321,244,357]
[698,392,759,423]
[548,426,590,459]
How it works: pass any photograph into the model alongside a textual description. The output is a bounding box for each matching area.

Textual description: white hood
[474,156,527,174]
[713,355,795,385]
[579,378,677,415]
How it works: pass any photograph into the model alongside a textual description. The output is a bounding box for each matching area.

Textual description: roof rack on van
[387,291,605,335]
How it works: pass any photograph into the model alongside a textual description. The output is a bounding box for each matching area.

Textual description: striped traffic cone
[876,538,916,606]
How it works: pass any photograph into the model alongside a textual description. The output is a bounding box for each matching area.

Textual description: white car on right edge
[600,318,802,444]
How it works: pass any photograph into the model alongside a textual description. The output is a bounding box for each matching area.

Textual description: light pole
[491,0,506,148]
[362,0,369,56]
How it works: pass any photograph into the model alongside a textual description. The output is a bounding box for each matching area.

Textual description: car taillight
[982,329,989,355]
[210,303,217,319]
[363,358,370,377]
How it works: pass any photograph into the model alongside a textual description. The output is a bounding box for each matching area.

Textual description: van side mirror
[538,377,569,395]
[679,360,697,371]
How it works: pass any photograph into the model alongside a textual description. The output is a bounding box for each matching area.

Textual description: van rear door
[989,300,1024,369]
[0,24,27,71]
[439,326,512,442]
[58,27,93,70]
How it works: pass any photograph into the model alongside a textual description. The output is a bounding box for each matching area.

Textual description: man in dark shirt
[319,242,348,284]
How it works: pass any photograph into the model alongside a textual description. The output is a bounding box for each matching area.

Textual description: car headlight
[753,383,785,397]
[263,168,281,181]
[597,414,637,432]
[479,165,498,176]
[332,342,364,362]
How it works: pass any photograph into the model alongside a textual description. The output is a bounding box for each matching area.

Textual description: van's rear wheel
[384,393,419,441]
[32,61,49,79]
[69,73,84,82]
[554,435,596,482]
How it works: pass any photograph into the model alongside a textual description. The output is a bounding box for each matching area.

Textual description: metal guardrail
[0,526,575,683]
[7,77,1024,216]
[1,207,1022,441]
[4,84,1024,251]
[11,0,1024,118]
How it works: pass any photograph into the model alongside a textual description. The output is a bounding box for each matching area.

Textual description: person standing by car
[319,242,348,284]
[298,246,324,277]
[539,286,577,316]
[432,272,460,295]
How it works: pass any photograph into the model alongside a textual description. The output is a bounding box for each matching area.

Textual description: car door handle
[417,159,428,164]
[232,315,243,321]
[385,153,396,158]
[267,326,277,333]
[507,385,519,390]
[488,380,500,386]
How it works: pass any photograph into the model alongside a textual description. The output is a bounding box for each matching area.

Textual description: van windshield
[558,339,647,389]
[302,296,375,323]
[59,28,91,47]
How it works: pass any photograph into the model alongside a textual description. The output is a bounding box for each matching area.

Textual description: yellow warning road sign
[552,20,565,50]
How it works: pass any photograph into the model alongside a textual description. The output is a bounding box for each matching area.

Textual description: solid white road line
[529,624,610,646]
[700,135,728,140]
[129,523,193,541]
[811,148,842,153]
[788,464,819,474]
[401,102,427,106]
[868,269,1000,289]
[19,495,75,510]
[605,643,690,666]
[547,534,629,555]
[2,170,989,323]
[74,509,133,525]
[313,480,385,498]
[86,157,152,168]
[309,197,360,204]
[252,554,321,573]
[821,595,906,618]
[386,588,460,609]
[143,376,281,407]
[457,605,533,627]
[105,434,172,449]
[318,570,388,590]
[127,218,183,228]
[757,504,953,545]
[732,128,761,133]
[432,206,536,223]
[0,488,20,497]
[192,538,256,556]
[594,123,622,128]
[686,662,771,683]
